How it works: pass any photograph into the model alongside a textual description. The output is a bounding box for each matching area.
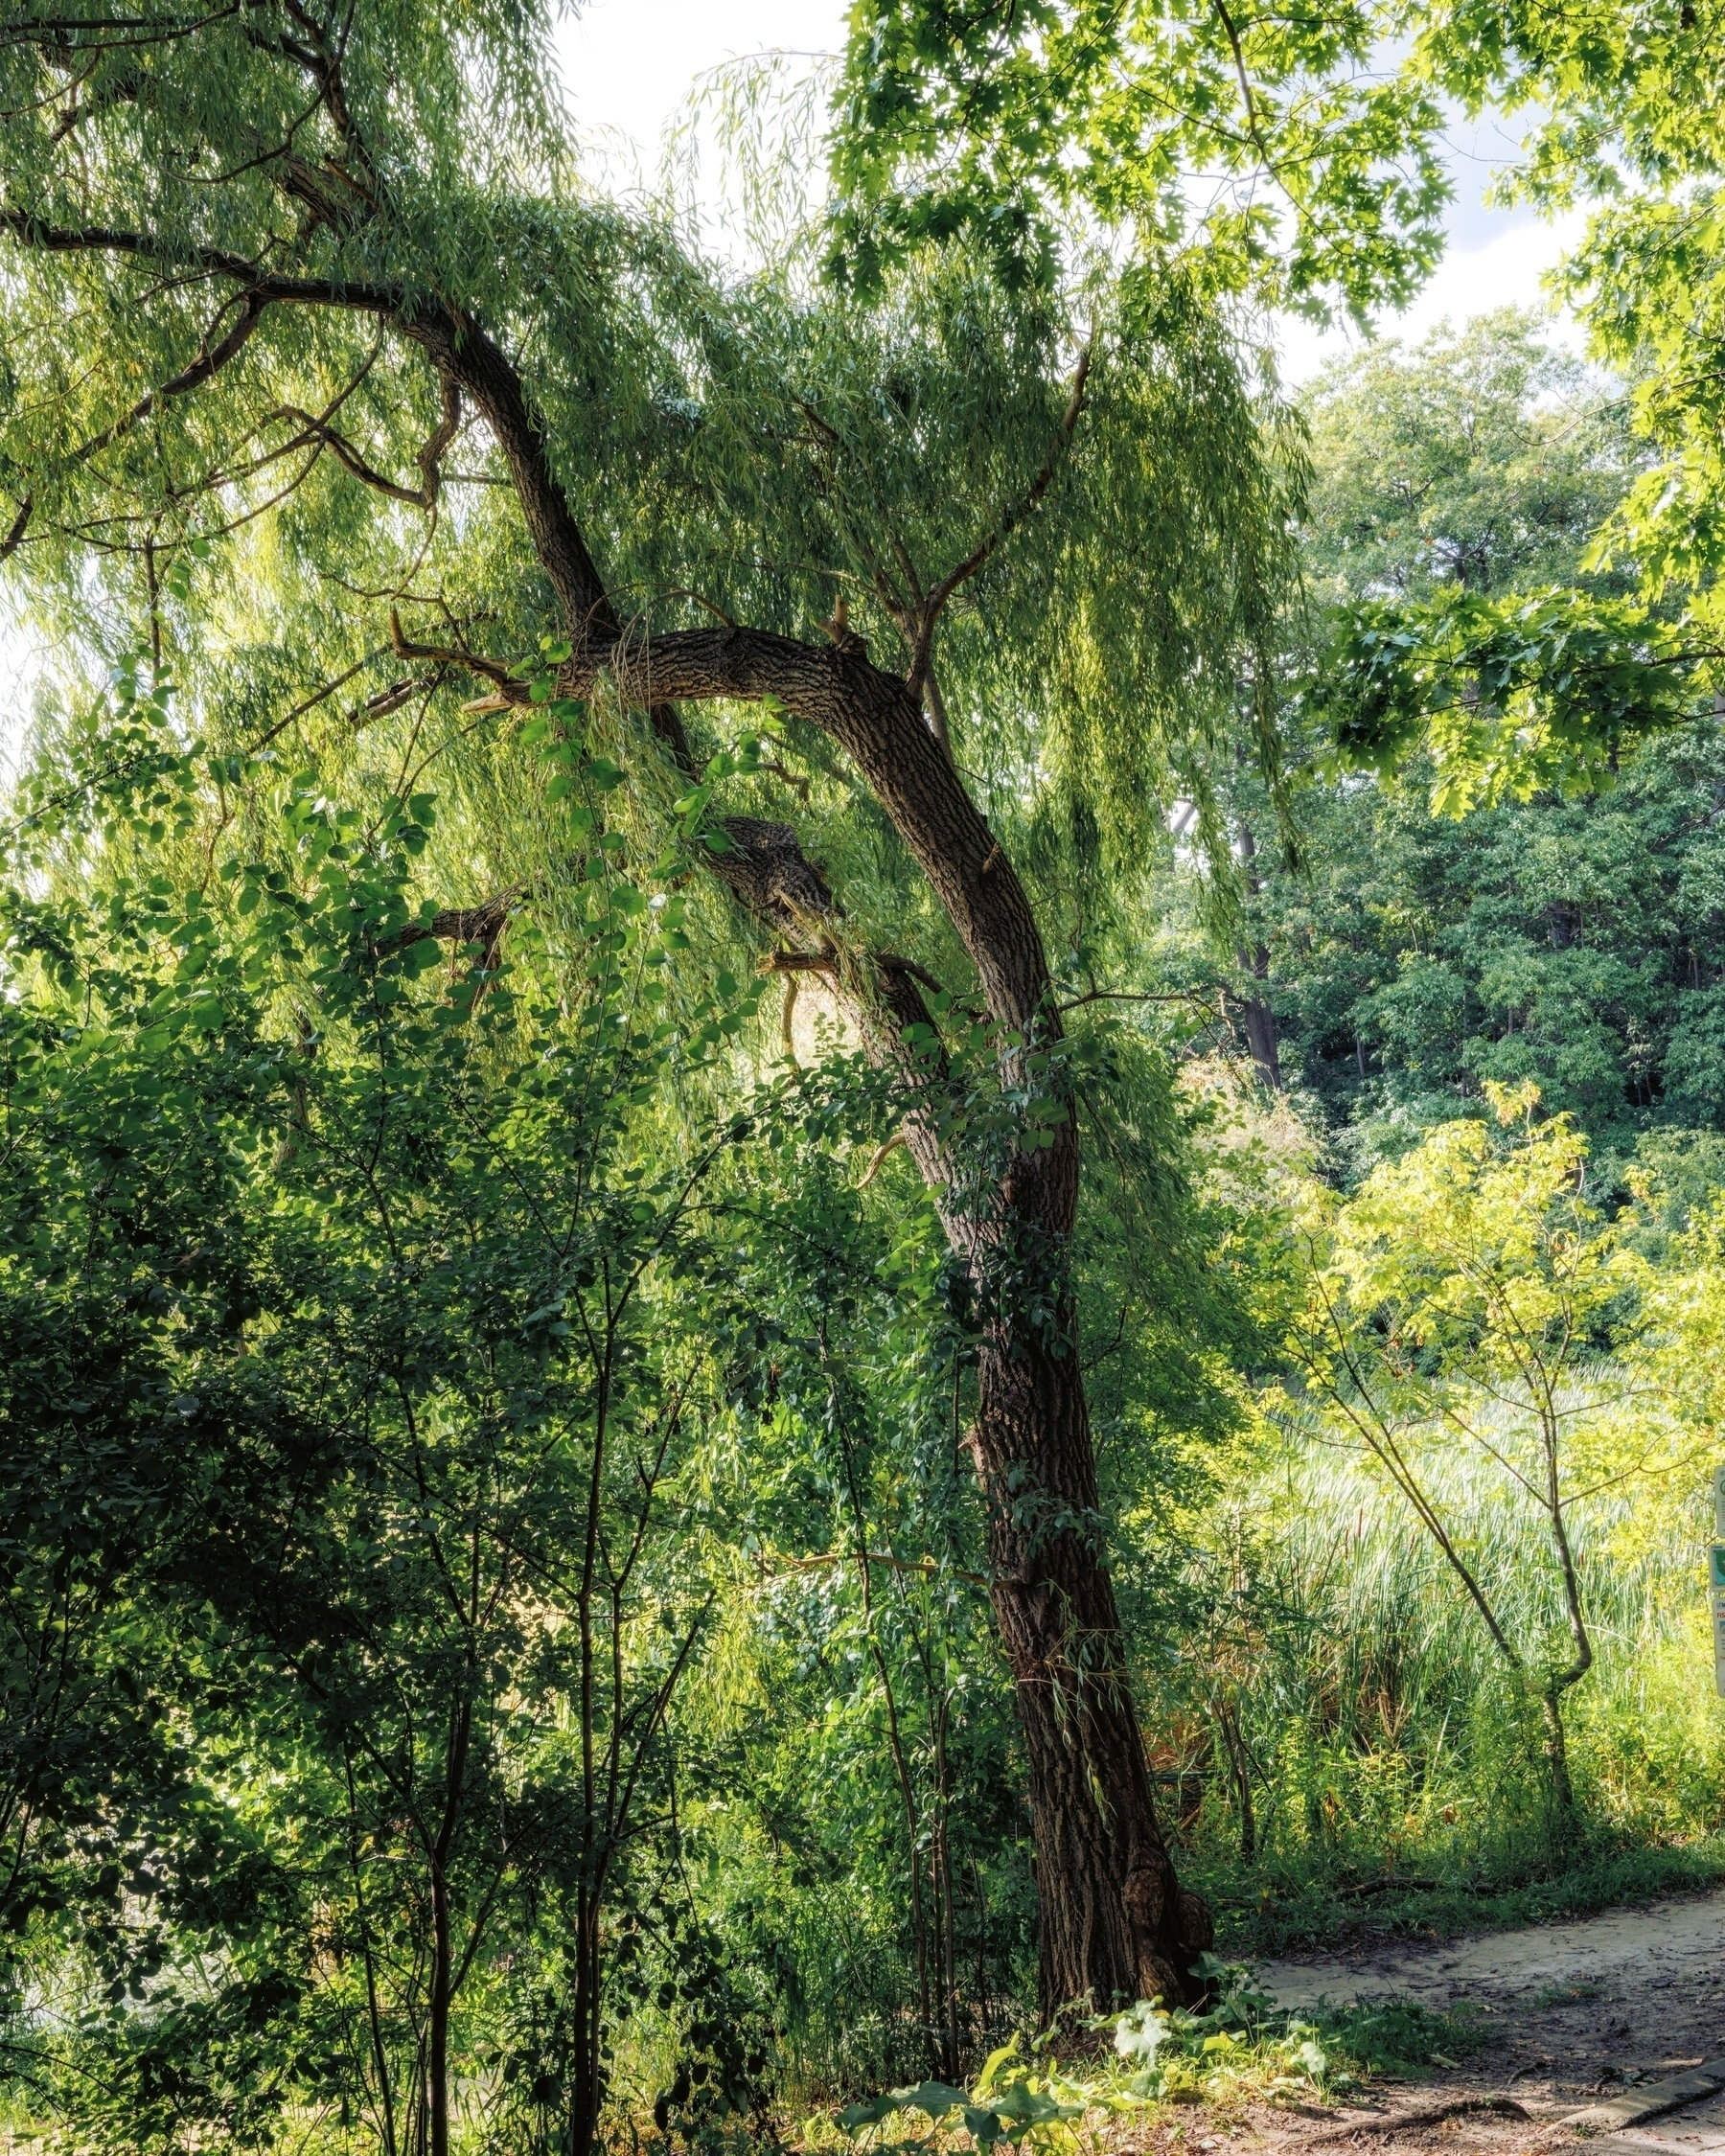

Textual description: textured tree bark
[973,1297,1215,2014]
[1238,986,1281,1090]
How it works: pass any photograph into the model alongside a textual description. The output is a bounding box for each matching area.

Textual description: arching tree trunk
[570,632,1215,2012]
[542,618,1215,2015]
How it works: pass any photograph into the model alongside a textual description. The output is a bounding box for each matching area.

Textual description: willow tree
[0,0,1438,2014]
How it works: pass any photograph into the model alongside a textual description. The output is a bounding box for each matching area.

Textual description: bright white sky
[0,0,1588,770]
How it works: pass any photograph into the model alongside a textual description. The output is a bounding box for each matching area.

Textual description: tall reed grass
[1145,1406,1725,1937]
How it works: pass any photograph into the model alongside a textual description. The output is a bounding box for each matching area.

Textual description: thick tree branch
[60,288,268,477]
[0,206,398,310]
[556,623,1044,1030]
[2,5,242,51]
[702,814,834,930]
[421,895,514,952]
[383,892,516,969]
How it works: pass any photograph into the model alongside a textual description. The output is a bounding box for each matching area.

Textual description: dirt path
[1255,1888,1725,2017]
[1155,1891,1725,2156]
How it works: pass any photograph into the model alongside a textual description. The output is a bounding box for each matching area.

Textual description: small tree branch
[247,650,380,752]
[1212,0,1276,171]
[857,1133,907,1188]
[758,950,837,976]
[779,973,800,1064]
[660,585,736,629]
[26,287,271,495]
[905,343,1092,697]
[387,608,521,696]
[764,1548,986,1589]
[0,494,31,559]
[273,377,460,510]
[758,756,811,803]
[357,674,438,727]
[1057,986,1223,1013]
[90,288,268,456]
[876,951,946,997]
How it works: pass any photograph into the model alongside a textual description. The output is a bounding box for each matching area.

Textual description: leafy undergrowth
[809,1961,1484,2156]
[1203,1835,1725,1960]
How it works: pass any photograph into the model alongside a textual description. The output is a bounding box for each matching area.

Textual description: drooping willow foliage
[14,0,1725,2147]
[1,0,1305,969]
